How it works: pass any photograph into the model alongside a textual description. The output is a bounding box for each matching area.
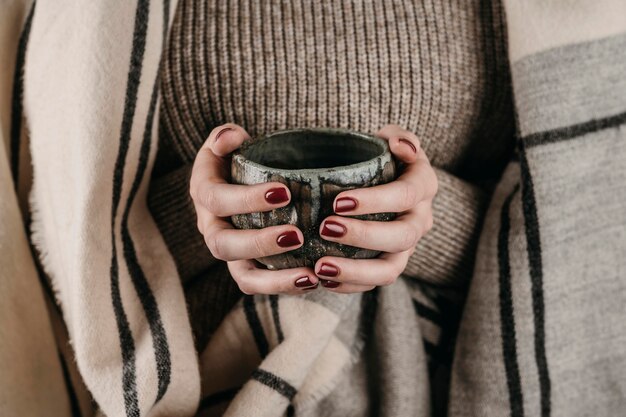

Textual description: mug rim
[232,127,391,176]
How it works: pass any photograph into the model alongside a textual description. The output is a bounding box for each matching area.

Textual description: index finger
[331,160,437,215]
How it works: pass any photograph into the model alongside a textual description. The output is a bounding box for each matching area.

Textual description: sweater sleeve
[148,166,489,286]
[403,168,489,286]
[148,165,218,283]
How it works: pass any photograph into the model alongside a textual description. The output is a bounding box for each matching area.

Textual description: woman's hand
[314,124,437,293]
[190,124,319,295]
[190,123,437,295]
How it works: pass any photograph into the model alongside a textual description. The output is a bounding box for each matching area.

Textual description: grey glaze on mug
[231,128,397,269]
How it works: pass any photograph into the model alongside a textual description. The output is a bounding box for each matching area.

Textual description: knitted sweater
[147,0,515,347]
[4,1,625,416]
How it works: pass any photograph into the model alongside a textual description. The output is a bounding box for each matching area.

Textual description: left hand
[315,124,438,293]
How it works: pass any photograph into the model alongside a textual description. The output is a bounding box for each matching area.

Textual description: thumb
[376,124,421,164]
[206,123,251,157]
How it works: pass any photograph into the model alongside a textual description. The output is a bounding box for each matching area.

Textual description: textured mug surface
[231,128,396,269]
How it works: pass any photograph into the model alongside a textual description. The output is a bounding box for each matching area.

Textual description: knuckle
[424,215,434,233]
[418,166,438,199]
[205,231,225,260]
[197,217,208,235]
[189,184,197,201]
[201,186,220,214]
[381,272,398,286]
[231,268,256,295]
[429,170,439,197]
[401,181,418,209]
[252,233,267,257]
[356,222,370,244]
[402,226,420,250]
[238,282,256,296]
[243,188,256,213]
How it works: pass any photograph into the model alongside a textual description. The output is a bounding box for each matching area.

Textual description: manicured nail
[265,187,289,204]
[321,220,347,238]
[335,197,357,213]
[276,231,301,247]
[295,276,316,288]
[321,280,340,288]
[399,138,417,153]
[215,127,234,142]
[317,263,339,278]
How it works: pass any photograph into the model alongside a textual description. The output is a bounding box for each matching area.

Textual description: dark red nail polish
[321,280,340,288]
[321,220,347,238]
[265,187,289,204]
[277,231,301,247]
[295,276,316,288]
[318,263,339,278]
[215,127,234,142]
[335,197,357,213]
[399,138,417,153]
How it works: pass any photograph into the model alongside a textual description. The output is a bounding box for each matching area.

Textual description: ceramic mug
[231,128,397,269]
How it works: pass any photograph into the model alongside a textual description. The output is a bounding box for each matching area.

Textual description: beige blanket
[1,1,625,416]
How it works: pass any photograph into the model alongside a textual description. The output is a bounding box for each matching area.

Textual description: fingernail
[321,280,340,288]
[215,127,234,142]
[265,187,289,204]
[399,138,417,153]
[321,220,347,238]
[277,231,301,247]
[317,263,339,278]
[295,276,317,289]
[335,197,357,213]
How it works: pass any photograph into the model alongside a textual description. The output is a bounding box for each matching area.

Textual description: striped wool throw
[1,1,625,416]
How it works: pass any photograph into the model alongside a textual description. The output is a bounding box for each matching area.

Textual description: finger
[318,279,376,294]
[319,214,423,253]
[207,123,251,157]
[314,250,411,287]
[193,181,291,217]
[376,124,423,164]
[190,124,250,199]
[332,160,437,215]
[228,259,318,295]
[204,222,304,261]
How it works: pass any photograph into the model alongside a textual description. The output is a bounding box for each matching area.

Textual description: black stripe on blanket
[498,184,524,417]
[251,369,297,401]
[423,339,451,365]
[412,298,443,327]
[109,0,170,415]
[9,1,36,190]
[244,296,270,357]
[519,147,551,417]
[119,0,172,404]
[58,352,82,417]
[523,110,626,148]
[269,295,285,343]
[199,387,240,410]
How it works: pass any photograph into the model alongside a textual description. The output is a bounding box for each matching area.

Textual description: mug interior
[240,130,384,170]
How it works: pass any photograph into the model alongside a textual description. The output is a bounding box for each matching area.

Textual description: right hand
[190,123,319,295]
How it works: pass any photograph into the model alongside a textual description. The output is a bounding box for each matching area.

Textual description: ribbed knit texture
[158,0,513,174]
[147,0,515,348]
[148,166,217,282]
